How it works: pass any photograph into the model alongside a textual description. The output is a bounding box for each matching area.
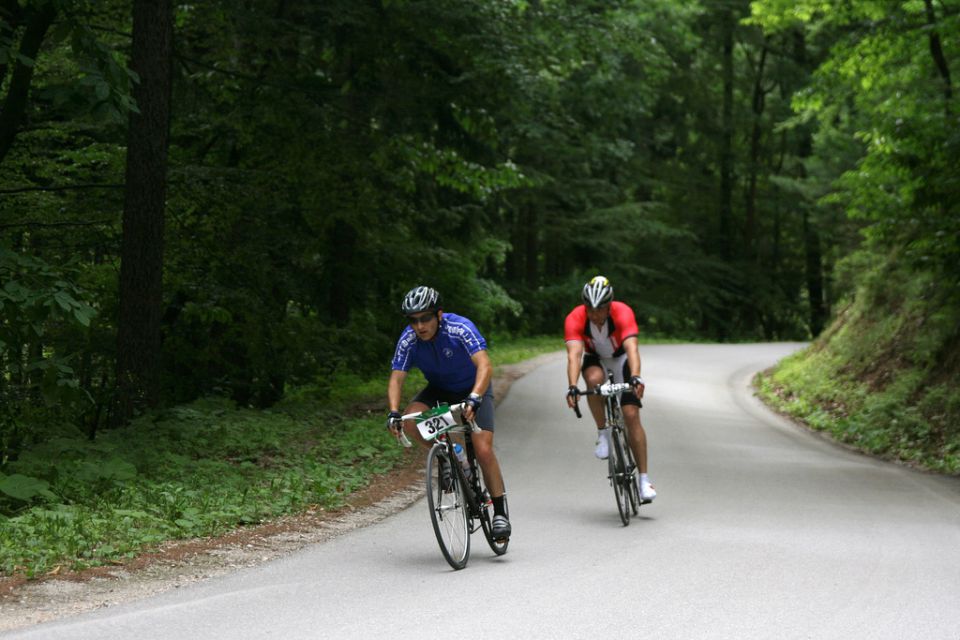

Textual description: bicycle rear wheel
[609,425,630,526]
[426,446,470,569]
[624,440,640,515]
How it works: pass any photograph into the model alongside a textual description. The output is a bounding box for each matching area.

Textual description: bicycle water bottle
[453,443,472,480]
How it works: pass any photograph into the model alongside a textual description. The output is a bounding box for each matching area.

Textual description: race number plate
[416,405,456,441]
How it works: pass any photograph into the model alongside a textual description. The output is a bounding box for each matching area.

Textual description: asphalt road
[7,343,960,639]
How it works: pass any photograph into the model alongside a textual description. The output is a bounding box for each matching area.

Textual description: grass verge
[0,337,561,579]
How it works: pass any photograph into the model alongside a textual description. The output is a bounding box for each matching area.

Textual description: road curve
[6,343,960,640]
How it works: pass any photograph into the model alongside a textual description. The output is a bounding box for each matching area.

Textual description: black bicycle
[402,402,509,569]
[571,372,642,526]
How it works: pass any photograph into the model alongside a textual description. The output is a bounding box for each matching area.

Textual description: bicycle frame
[572,371,641,524]
[402,402,508,567]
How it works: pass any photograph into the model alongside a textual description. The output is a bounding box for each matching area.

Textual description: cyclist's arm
[462,350,492,422]
[565,340,585,408]
[387,369,407,413]
[469,349,492,397]
[622,336,644,398]
[566,339,584,387]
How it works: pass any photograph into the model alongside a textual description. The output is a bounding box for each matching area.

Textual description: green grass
[0,392,405,577]
[0,335,564,579]
[489,334,560,365]
[754,260,960,475]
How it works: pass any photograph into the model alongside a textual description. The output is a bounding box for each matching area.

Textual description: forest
[1,0,958,557]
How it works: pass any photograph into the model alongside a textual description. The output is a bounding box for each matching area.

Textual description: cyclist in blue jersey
[386,285,511,540]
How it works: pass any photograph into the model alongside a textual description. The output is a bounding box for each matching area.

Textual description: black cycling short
[582,353,642,408]
[412,384,496,432]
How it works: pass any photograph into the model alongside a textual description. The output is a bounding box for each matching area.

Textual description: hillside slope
[757,258,960,474]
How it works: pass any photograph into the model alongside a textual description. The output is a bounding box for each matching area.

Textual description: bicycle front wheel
[609,426,630,526]
[426,446,470,569]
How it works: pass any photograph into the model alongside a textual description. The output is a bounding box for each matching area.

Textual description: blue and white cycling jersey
[391,312,487,393]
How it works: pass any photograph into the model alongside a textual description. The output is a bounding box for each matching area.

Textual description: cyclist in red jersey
[564,276,656,502]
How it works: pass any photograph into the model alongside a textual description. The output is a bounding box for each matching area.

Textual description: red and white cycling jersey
[564,301,639,358]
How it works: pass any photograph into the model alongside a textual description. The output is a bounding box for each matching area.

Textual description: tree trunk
[115,0,173,423]
[505,202,523,283]
[328,220,357,324]
[803,209,826,336]
[523,204,538,287]
[0,1,55,167]
[923,0,952,108]
[718,8,735,262]
[744,44,768,261]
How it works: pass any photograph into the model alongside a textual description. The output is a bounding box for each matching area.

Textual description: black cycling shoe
[491,514,511,540]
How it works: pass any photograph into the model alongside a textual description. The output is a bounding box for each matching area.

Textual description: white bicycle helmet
[581,275,613,308]
[401,285,442,315]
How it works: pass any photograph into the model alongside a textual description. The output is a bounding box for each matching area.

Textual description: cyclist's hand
[630,375,645,399]
[462,393,482,422]
[566,385,580,409]
[386,411,402,436]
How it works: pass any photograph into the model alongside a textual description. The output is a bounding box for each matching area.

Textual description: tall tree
[115,0,173,421]
[717,6,735,262]
[0,1,56,166]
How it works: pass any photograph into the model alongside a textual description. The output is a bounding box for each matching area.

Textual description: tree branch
[0,183,124,195]
[0,219,113,230]
[923,0,953,106]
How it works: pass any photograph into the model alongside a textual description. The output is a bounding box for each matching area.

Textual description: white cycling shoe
[638,476,657,503]
[594,428,610,459]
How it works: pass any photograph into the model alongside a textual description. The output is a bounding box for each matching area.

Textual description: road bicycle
[571,372,643,526]
[400,402,509,569]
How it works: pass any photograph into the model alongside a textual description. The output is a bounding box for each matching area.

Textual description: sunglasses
[408,312,437,326]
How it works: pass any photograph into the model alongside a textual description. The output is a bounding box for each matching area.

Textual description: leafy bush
[0,246,97,461]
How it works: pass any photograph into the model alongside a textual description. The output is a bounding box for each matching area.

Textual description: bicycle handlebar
[401,401,468,422]
[569,382,637,419]
[579,383,634,397]
[392,402,478,447]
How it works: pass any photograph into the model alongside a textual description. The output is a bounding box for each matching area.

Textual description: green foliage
[0,473,57,503]
[757,255,960,473]
[0,379,404,576]
[0,246,96,459]
[752,0,960,279]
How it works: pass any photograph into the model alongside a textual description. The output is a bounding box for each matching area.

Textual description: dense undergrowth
[756,258,960,475]
[0,336,559,578]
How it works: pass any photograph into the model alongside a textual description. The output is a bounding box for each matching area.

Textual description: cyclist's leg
[621,404,648,473]
[472,430,504,495]
[619,358,648,473]
[468,388,503,496]
[470,390,511,539]
[581,356,607,428]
